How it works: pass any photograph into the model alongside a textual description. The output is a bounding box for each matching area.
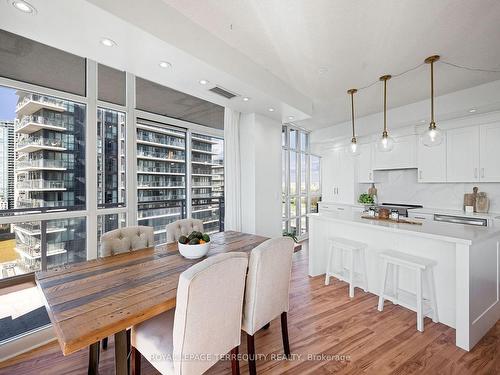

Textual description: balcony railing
[137,133,185,148]
[192,157,223,165]
[137,180,185,188]
[15,115,67,133]
[138,194,185,202]
[137,166,185,174]
[16,137,65,150]
[14,221,66,234]
[16,198,67,208]
[16,159,66,170]
[16,94,65,113]
[136,150,185,161]
[137,206,183,219]
[17,180,66,190]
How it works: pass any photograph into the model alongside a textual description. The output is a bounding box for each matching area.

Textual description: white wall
[239,113,282,237]
[362,169,500,212]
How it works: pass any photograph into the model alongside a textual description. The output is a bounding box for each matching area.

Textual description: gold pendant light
[377,75,395,152]
[421,55,444,147]
[347,88,360,155]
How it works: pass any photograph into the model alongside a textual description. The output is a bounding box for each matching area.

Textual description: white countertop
[309,211,500,245]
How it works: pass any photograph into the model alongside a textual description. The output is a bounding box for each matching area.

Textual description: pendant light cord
[352,60,500,94]
[430,60,435,124]
[383,79,387,133]
[350,92,355,138]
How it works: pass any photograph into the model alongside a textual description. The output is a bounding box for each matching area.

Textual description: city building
[0,121,14,209]
[12,92,86,273]
[191,134,224,234]
[136,121,187,244]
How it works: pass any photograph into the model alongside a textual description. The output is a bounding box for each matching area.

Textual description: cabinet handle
[337,207,345,211]
[474,168,478,179]
[414,216,427,220]
[369,172,372,180]
[481,168,485,178]
[419,170,422,180]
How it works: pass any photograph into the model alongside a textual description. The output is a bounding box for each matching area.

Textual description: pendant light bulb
[421,55,444,147]
[377,75,394,152]
[347,88,360,156]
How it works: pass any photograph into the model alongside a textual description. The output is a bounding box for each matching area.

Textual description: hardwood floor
[1,248,498,375]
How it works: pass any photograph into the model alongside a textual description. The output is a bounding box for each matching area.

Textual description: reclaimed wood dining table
[35,231,275,375]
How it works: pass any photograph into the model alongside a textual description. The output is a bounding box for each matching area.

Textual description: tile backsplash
[359,169,500,213]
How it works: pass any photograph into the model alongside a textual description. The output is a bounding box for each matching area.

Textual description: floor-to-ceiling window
[282,124,320,239]
[0,30,225,347]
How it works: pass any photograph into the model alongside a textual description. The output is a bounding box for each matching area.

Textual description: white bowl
[178,241,210,259]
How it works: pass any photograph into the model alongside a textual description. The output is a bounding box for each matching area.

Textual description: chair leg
[378,260,388,311]
[88,342,99,375]
[102,337,108,350]
[325,241,334,285]
[348,250,355,298]
[416,268,424,332]
[428,267,439,323]
[246,333,256,375]
[131,346,141,375]
[230,346,240,375]
[281,312,291,358]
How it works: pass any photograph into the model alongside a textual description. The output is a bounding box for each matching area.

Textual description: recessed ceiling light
[268,108,275,112]
[159,61,172,69]
[11,0,36,14]
[288,116,295,120]
[199,79,209,85]
[100,38,117,47]
[242,97,250,102]
[469,108,477,113]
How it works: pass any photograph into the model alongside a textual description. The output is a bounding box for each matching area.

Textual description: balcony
[15,94,66,116]
[16,159,67,172]
[191,158,223,166]
[191,135,219,144]
[137,166,185,175]
[16,198,67,208]
[136,150,185,163]
[137,207,183,220]
[15,115,67,134]
[136,134,185,150]
[15,137,66,153]
[14,242,66,260]
[138,194,185,202]
[13,222,66,235]
[17,179,66,192]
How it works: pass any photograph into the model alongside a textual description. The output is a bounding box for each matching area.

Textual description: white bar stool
[324,237,368,298]
[377,250,438,332]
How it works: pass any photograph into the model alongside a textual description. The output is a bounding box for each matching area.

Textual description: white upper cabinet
[446,126,480,182]
[374,135,417,170]
[417,134,447,182]
[479,123,500,182]
[322,147,355,203]
[357,143,374,183]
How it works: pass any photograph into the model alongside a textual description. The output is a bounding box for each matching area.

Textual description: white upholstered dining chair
[130,252,249,375]
[166,218,204,244]
[100,226,155,257]
[242,237,295,375]
[98,226,154,351]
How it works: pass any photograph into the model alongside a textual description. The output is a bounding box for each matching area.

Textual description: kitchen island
[308,211,500,351]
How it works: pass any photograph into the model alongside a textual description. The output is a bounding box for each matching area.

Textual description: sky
[0,86,17,122]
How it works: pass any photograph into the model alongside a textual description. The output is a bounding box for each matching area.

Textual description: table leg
[88,342,100,375]
[115,329,129,375]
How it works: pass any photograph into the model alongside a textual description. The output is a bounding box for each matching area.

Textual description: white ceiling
[164,0,500,130]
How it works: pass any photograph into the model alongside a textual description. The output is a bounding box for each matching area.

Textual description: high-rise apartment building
[0,121,14,210]
[12,92,86,273]
[191,134,224,234]
[136,121,187,244]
